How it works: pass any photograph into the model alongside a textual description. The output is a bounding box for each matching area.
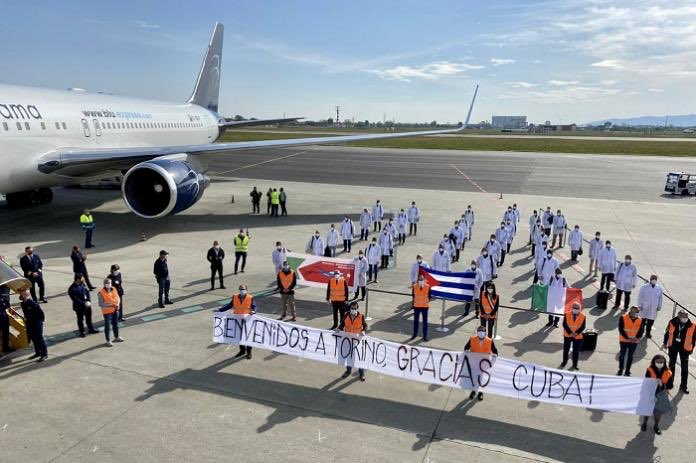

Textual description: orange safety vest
[412,283,430,309]
[343,313,364,334]
[666,321,695,352]
[619,314,643,343]
[329,278,347,302]
[647,366,673,386]
[99,288,120,315]
[278,270,295,290]
[469,335,493,353]
[480,294,498,320]
[564,312,586,339]
[232,294,253,314]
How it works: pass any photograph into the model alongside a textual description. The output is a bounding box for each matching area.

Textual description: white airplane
[0,23,478,218]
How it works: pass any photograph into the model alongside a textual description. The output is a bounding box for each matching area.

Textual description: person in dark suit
[68,274,98,337]
[153,250,172,308]
[106,264,126,321]
[207,241,226,290]
[70,246,95,290]
[20,289,47,361]
[20,246,47,303]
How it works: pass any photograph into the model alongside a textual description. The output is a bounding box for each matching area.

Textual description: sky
[3,0,696,124]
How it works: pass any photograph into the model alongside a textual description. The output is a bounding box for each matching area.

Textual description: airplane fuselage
[0,83,220,193]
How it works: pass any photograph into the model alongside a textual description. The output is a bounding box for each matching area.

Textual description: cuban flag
[418,266,476,302]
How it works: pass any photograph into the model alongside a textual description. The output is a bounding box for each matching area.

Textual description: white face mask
[104,284,112,290]
[654,362,665,368]
[350,309,358,316]
[650,280,657,286]
[240,290,247,296]
[572,309,580,315]
[418,280,424,287]
[486,288,493,294]
[470,266,476,270]
[417,259,422,263]
[477,332,486,339]
[358,255,363,259]
[679,317,688,324]
[277,247,282,251]
[315,234,320,238]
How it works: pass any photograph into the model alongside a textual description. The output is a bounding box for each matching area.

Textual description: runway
[207,145,696,203]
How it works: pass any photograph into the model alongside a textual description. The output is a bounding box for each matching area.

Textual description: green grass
[218,131,696,156]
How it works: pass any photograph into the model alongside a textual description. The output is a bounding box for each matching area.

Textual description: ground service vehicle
[665,172,696,195]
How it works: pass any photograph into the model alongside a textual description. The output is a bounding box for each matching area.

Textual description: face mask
[574,228,579,231]
[625,260,631,265]
[439,250,444,254]
[417,259,422,263]
[104,284,112,290]
[572,309,580,315]
[418,281,424,287]
[482,252,488,257]
[606,245,610,249]
[276,247,282,251]
[358,255,363,259]
[650,280,657,286]
[547,253,552,258]
[240,290,247,296]
[477,332,486,339]
[350,309,358,316]
[655,362,665,368]
[595,236,600,240]
[487,288,493,293]
[315,234,320,238]
[470,266,476,270]
[282,265,290,271]
[679,317,688,324]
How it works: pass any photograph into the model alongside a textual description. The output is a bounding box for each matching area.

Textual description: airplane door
[81,118,91,137]
[93,118,102,137]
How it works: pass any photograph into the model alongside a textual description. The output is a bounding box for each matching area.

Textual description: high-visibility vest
[564,312,585,339]
[469,336,493,353]
[232,294,253,314]
[270,191,280,205]
[412,283,430,309]
[647,366,673,386]
[80,214,94,224]
[666,321,695,352]
[619,314,643,342]
[98,288,119,315]
[480,294,498,320]
[278,270,295,290]
[329,278,347,302]
[343,313,364,334]
[234,235,250,252]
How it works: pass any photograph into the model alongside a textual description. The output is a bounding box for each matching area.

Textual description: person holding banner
[480,283,499,337]
[359,208,372,241]
[641,354,673,434]
[276,262,297,321]
[465,326,498,400]
[366,237,381,283]
[326,272,349,330]
[353,251,368,301]
[464,260,483,317]
[617,306,645,376]
[217,285,256,359]
[409,274,432,341]
[561,302,585,370]
[339,301,367,381]
[663,310,694,394]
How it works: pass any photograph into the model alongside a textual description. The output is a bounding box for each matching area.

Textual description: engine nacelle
[121,159,209,218]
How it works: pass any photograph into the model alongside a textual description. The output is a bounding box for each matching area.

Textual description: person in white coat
[588,231,603,277]
[384,217,397,242]
[271,241,290,273]
[366,237,381,282]
[545,268,566,328]
[597,240,617,292]
[407,201,420,236]
[613,254,637,311]
[449,221,465,262]
[476,249,496,314]
[410,255,429,284]
[431,246,451,272]
[359,208,372,241]
[326,224,340,257]
[340,216,354,253]
[307,231,325,256]
[464,259,484,317]
[439,234,456,263]
[528,210,539,245]
[352,250,369,300]
[638,275,663,338]
[505,219,516,253]
[512,203,520,224]
[396,209,408,245]
[503,206,515,224]
[540,250,560,286]
[551,210,567,248]
[530,219,544,257]
[568,225,583,262]
[463,205,475,241]
[372,200,384,232]
[378,229,393,269]
[485,234,502,267]
[533,241,550,284]
[495,222,509,264]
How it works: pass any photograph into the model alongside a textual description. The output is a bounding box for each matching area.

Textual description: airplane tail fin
[188,22,224,113]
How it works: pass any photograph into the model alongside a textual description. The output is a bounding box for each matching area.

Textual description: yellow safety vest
[80,214,94,224]
[234,235,250,252]
[271,191,280,205]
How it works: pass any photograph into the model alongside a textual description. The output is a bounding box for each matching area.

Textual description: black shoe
[641,422,647,432]
[341,370,351,379]
[234,271,238,275]
[210,287,215,291]
[545,321,553,327]
[240,270,245,273]
[469,391,476,400]
[234,350,245,358]
[159,303,165,308]
[553,322,559,328]
[624,371,631,377]
[569,366,579,371]
[359,375,366,382]
[422,337,429,342]
[477,392,483,401]
[40,298,48,303]
[616,370,623,376]
[2,347,15,353]
[246,351,252,359]
[680,386,690,394]
[79,332,86,338]
[29,353,40,359]
[88,329,100,334]
[329,325,337,330]
[654,426,661,435]
[220,285,226,289]
[646,333,652,339]
[407,335,416,341]
[559,362,567,368]
[165,300,173,305]
[278,316,285,321]
[38,356,47,362]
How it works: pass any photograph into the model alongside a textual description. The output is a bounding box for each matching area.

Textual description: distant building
[529,123,577,133]
[492,115,527,129]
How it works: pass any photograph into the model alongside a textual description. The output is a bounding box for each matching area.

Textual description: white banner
[213,314,657,416]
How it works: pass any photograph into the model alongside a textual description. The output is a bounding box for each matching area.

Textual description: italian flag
[531,285,583,315]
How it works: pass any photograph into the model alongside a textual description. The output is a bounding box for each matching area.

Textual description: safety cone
[231,195,235,203]
[498,192,503,199]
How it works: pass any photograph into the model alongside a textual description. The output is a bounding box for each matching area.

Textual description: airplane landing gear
[5,188,53,208]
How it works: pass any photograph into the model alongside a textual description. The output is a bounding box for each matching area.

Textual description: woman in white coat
[546,268,566,327]
[396,210,408,245]
[431,246,451,272]
[378,230,393,269]
[568,225,583,262]
[588,232,603,277]
[326,225,339,257]
[638,275,663,338]
[307,231,325,256]
[597,240,617,292]
[340,217,354,253]
[613,254,637,311]
[540,250,560,286]
[366,238,381,283]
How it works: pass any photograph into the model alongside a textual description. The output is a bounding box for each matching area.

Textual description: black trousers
[548,314,560,325]
[345,366,365,377]
[645,318,655,337]
[506,243,511,253]
[373,221,381,232]
[618,342,637,373]
[600,273,614,291]
[399,233,406,245]
[30,321,47,357]
[531,243,536,257]
[668,346,690,388]
[252,201,260,214]
[380,255,389,269]
[614,289,630,309]
[280,201,287,215]
[571,250,578,261]
[0,309,10,351]
[266,201,271,214]
[343,239,352,253]
[454,248,460,262]
[234,252,247,273]
[331,301,346,328]
[543,228,551,237]
[464,299,478,316]
[360,228,369,240]
[28,274,45,300]
[480,317,495,337]
[562,337,582,367]
[74,306,95,334]
[409,223,417,235]
[499,249,506,266]
[238,345,252,355]
[271,204,279,217]
[210,264,224,288]
[157,278,171,304]
[354,286,366,300]
[368,264,378,281]
[84,228,94,248]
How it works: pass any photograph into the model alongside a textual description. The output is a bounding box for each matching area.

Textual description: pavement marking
[212,150,309,175]
[141,314,167,322]
[449,164,487,193]
[181,305,204,313]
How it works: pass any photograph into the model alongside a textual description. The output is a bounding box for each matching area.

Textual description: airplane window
[62,122,67,129]
[25,122,30,130]
[16,122,22,130]
[2,122,8,131]
[55,122,60,129]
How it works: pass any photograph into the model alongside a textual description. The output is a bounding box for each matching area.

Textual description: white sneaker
[114,337,124,342]
[106,341,113,347]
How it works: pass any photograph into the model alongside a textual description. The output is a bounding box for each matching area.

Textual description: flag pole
[435,299,449,332]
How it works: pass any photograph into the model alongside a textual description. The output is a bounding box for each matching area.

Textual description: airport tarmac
[1,167,695,462]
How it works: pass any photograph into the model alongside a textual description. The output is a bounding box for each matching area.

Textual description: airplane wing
[219,117,304,128]
[38,85,478,176]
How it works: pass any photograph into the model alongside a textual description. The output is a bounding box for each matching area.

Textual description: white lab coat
[597,246,617,273]
[378,232,393,255]
[528,214,539,232]
[540,257,560,283]
[407,206,420,223]
[505,223,516,242]
[568,230,583,251]
[638,283,663,320]
[326,229,339,247]
[271,247,288,272]
[546,275,567,314]
[440,238,455,258]
[503,210,515,223]
[533,227,546,247]
[534,246,549,274]
[485,239,501,263]
[410,261,429,283]
[471,266,484,296]
[396,213,408,234]
[450,226,465,248]
[552,215,566,235]
[432,250,451,272]
[476,254,495,281]
[353,256,369,286]
[372,204,384,222]
[512,207,520,223]
[384,222,397,240]
[308,236,324,256]
[542,211,553,229]
[495,227,508,248]
[366,243,381,265]
[589,238,603,259]
[463,210,475,239]
[340,220,354,240]
[359,211,372,229]
[614,262,637,292]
